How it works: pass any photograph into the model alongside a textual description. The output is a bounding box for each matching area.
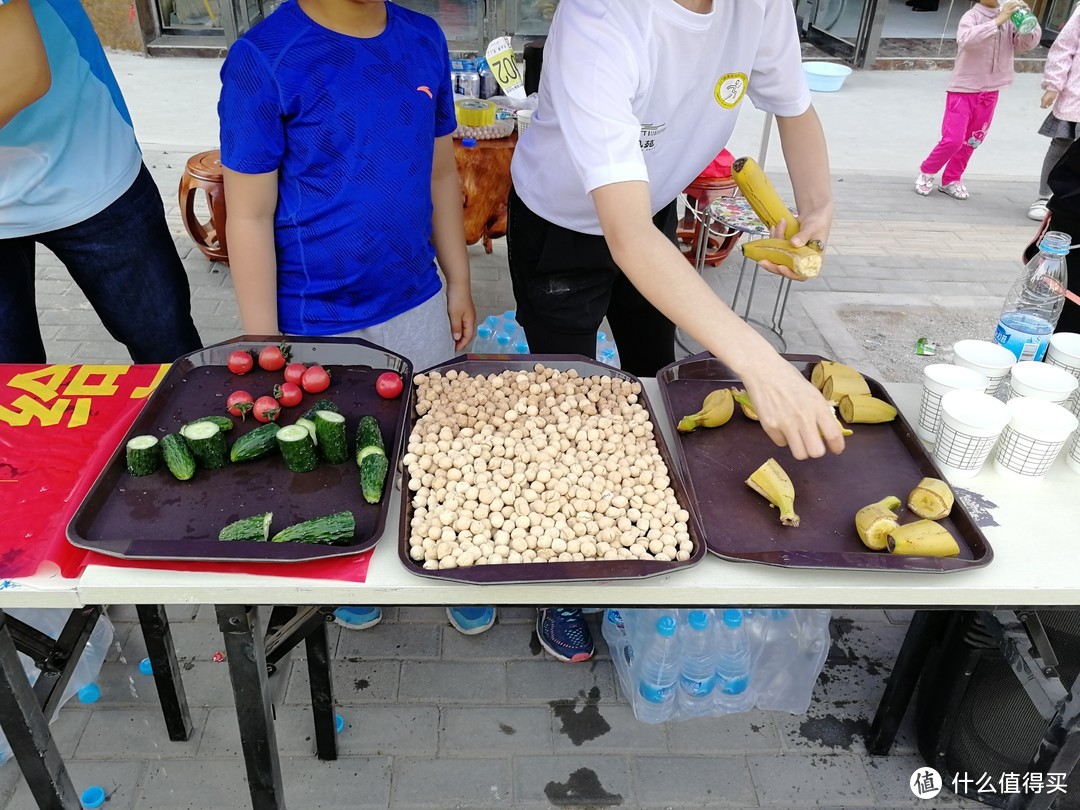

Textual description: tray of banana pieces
[656,352,993,573]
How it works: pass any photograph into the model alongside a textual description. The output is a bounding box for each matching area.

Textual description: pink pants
[920,91,999,185]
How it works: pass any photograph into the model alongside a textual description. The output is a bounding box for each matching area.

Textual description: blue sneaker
[537,608,594,662]
[333,606,382,630]
[447,607,496,635]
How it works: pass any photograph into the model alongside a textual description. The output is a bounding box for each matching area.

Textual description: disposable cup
[993,397,1079,481]
[1007,360,1079,404]
[1046,332,1080,381]
[932,390,1009,479]
[951,339,1015,396]
[517,109,533,135]
[1068,430,1080,475]
[917,364,989,443]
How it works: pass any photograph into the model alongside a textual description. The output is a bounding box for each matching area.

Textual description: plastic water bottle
[513,340,530,354]
[495,332,512,352]
[604,609,630,667]
[471,323,496,353]
[677,610,718,716]
[501,311,520,342]
[596,331,621,367]
[994,230,1069,361]
[714,609,754,712]
[752,610,801,708]
[635,615,680,722]
[484,314,499,330]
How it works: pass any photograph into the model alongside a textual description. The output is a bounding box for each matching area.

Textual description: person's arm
[0,0,51,129]
[1042,9,1080,102]
[956,3,1019,47]
[430,134,475,350]
[1014,20,1041,51]
[776,105,834,253]
[592,182,844,460]
[222,168,280,334]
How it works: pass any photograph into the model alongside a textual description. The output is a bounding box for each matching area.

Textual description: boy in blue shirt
[219,0,491,634]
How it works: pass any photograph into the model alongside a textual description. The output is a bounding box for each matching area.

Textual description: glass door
[796,0,887,66]
[394,0,484,52]
[220,0,264,42]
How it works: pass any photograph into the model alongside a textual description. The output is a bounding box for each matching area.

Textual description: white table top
[72,381,1080,609]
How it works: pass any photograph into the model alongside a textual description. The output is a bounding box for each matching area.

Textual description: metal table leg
[136,604,193,741]
[304,620,337,761]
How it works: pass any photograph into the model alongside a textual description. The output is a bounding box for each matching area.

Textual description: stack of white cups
[1044,333,1080,474]
[917,364,989,444]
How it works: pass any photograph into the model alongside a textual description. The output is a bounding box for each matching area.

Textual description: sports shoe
[447,607,496,635]
[333,606,382,630]
[1028,198,1050,221]
[939,181,969,200]
[536,608,595,662]
[914,172,935,196]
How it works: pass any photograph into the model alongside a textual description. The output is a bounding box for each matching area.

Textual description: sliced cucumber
[355,415,385,463]
[126,435,161,477]
[315,410,348,464]
[270,511,355,545]
[219,512,273,542]
[295,417,318,446]
[301,399,340,422]
[183,420,227,470]
[160,433,196,481]
[276,424,318,473]
[182,415,234,435]
[229,423,280,463]
[360,453,389,504]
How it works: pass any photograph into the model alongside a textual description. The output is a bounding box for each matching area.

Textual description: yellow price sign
[485,37,526,100]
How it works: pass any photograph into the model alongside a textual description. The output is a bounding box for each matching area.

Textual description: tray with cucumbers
[66,335,412,563]
[656,352,993,573]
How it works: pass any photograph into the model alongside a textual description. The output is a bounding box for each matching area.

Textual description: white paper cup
[918,364,990,443]
[952,339,1016,396]
[517,109,532,135]
[1007,360,1079,404]
[993,397,1079,481]
[1068,429,1080,475]
[932,390,1010,479]
[1046,332,1080,380]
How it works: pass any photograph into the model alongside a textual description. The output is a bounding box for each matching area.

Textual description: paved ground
[6,55,1055,809]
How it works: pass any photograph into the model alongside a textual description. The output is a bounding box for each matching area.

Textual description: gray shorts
[336,287,456,373]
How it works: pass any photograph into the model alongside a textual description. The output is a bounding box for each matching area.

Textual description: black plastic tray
[656,352,993,573]
[66,335,412,562]
[397,355,707,584]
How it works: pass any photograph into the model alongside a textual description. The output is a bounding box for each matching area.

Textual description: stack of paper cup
[1007,361,1078,404]
[517,109,533,136]
[932,390,1010,479]
[951,340,1015,396]
[917,364,989,443]
[1045,332,1080,379]
[993,397,1079,481]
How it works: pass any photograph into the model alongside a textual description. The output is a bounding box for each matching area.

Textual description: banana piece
[855,496,902,551]
[741,239,823,280]
[838,395,897,424]
[907,478,954,520]
[732,157,801,241]
[827,402,855,437]
[811,360,863,391]
[677,388,735,432]
[887,520,961,557]
[731,389,758,421]
[746,458,800,527]
[821,373,871,401]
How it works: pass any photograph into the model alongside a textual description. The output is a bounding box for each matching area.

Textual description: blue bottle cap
[462,137,477,148]
[514,340,529,353]
[77,683,101,704]
[600,348,616,363]
[656,615,677,636]
[335,713,345,734]
[688,610,710,630]
[476,324,493,339]
[596,331,607,341]
[495,332,511,346]
[502,310,516,320]
[139,657,153,676]
[81,786,106,809]
[723,609,743,628]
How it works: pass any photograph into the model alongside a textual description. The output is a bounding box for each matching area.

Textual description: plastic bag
[0,609,115,764]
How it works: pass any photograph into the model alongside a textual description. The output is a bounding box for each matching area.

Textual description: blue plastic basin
[803,61,853,92]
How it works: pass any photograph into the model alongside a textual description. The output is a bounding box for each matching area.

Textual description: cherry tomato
[301,364,331,394]
[258,342,290,371]
[227,350,254,375]
[375,371,404,399]
[283,362,307,386]
[274,382,303,408]
[226,390,254,419]
[252,395,281,423]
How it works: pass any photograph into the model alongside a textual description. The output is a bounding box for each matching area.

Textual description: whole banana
[741,239,823,280]
[855,496,902,551]
[732,157,801,241]
[746,458,800,527]
[677,388,735,432]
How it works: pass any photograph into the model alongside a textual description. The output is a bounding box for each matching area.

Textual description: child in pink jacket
[916,0,1041,200]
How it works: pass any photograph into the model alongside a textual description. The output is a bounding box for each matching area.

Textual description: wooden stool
[178,149,228,264]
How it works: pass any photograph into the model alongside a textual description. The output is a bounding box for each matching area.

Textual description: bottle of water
[752,609,800,709]
[471,323,495,353]
[714,609,754,713]
[677,610,718,717]
[994,230,1070,361]
[484,314,499,330]
[513,339,530,354]
[604,609,630,669]
[635,615,680,722]
[596,331,621,367]
[501,310,519,342]
[495,332,512,353]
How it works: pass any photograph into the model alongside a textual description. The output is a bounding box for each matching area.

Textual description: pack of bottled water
[470,311,622,367]
[602,607,831,723]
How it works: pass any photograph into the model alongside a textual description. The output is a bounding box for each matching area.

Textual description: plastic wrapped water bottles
[677,610,718,717]
[501,310,521,342]
[495,332,512,353]
[471,323,496,353]
[513,339,530,354]
[596,331,621,368]
[635,615,681,723]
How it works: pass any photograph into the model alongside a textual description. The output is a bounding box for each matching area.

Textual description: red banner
[0,365,370,583]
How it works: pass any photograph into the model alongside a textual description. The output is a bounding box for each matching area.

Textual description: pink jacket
[1043,6,1080,122]
[948,3,1041,93]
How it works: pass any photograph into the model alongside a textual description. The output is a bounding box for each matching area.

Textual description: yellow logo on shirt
[714,73,748,109]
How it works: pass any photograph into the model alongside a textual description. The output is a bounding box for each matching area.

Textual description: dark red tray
[656,353,993,573]
[397,355,707,584]
[66,335,412,563]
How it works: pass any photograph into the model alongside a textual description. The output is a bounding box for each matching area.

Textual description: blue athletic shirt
[0,0,142,238]
[218,0,457,335]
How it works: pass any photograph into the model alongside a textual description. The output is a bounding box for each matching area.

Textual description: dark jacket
[1034,140,1080,333]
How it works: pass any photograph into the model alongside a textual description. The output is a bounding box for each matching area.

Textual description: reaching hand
[996,0,1025,26]
[446,283,476,352]
[752,208,833,282]
[1041,89,1059,109]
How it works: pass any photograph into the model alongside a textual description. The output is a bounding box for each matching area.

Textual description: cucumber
[360,453,389,504]
[270,511,355,545]
[314,410,348,463]
[355,415,385,463]
[219,512,273,542]
[229,423,281,463]
[183,420,227,470]
[160,433,196,481]
[301,399,340,422]
[295,417,318,446]
[276,424,318,473]
[182,415,234,435]
[125,435,161,476]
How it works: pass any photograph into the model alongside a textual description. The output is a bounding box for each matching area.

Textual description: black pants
[506,187,678,378]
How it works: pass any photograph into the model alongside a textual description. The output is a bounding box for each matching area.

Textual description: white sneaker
[1028,198,1050,221]
[915,172,934,196]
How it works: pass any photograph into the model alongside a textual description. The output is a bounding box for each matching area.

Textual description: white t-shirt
[511,0,811,235]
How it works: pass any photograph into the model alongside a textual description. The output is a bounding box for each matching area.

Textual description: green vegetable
[315,410,348,463]
[300,399,340,422]
[270,511,355,545]
[160,433,196,481]
[295,417,318,446]
[355,415,385,462]
[182,415,234,435]
[360,454,389,504]
[219,512,273,542]
[125,435,161,476]
[183,420,227,470]
[229,423,281,463]
[276,424,318,473]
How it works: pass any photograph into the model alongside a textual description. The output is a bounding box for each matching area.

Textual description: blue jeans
[0,163,202,364]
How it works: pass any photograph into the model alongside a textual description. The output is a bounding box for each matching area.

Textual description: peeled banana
[887,520,960,557]
[821,373,871,402]
[746,458,800,527]
[741,239,823,280]
[811,360,862,391]
[855,496,902,551]
[732,157,801,241]
[677,388,735,432]
[907,478,954,520]
[731,389,759,421]
[838,395,897,424]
